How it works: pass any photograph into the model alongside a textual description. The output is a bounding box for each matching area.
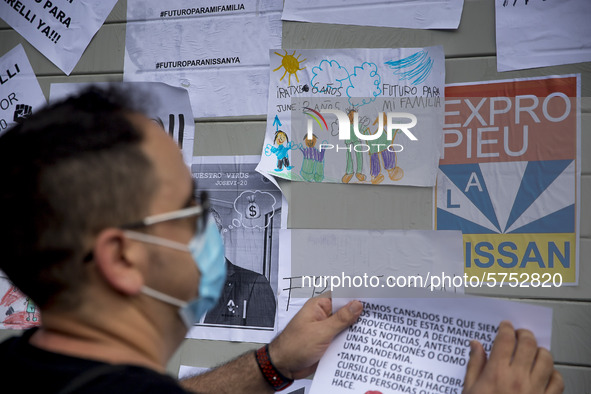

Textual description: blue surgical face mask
[124,214,226,329]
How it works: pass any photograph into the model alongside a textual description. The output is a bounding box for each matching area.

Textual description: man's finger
[512,329,539,372]
[530,348,554,391]
[545,369,565,394]
[488,320,516,367]
[315,297,333,317]
[463,340,487,391]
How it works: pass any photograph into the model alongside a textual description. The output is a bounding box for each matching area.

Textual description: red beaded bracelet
[255,344,294,391]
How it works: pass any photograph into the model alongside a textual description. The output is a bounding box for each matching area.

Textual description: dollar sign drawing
[247,195,260,219]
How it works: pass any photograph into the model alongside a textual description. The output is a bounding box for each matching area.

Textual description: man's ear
[92,228,145,296]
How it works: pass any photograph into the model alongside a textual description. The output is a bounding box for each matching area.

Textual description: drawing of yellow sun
[273,50,306,85]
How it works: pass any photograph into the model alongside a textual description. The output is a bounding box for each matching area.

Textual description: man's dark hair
[0,86,157,310]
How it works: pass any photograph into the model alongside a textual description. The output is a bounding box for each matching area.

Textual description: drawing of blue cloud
[311,59,351,89]
[346,62,382,108]
[385,50,433,86]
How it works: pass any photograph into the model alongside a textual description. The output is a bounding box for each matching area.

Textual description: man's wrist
[255,344,294,391]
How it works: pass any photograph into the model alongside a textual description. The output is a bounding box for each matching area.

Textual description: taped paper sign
[0,44,46,137]
[277,229,464,332]
[283,0,464,30]
[0,0,118,75]
[124,0,282,118]
[257,47,445,187]
[495,0,591,71]
[187,156,287,343]
[436,75,580,285]
[309,296,552,394]
[49,82,195,167]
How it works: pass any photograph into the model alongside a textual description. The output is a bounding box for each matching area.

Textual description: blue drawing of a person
[270,130,293,172]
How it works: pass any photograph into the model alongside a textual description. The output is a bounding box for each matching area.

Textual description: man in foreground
[0,87,563,393]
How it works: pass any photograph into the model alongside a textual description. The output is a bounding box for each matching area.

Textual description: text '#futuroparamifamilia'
[160,4,245,17]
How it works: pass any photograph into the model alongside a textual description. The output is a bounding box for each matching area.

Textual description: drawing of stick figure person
[342,109,366,183]
[299,134,325,182]
[25,297,37,322]
[367,113,404,184]
[270,130,293,172]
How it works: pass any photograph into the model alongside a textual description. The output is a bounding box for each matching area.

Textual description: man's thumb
[328,300,363,333]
